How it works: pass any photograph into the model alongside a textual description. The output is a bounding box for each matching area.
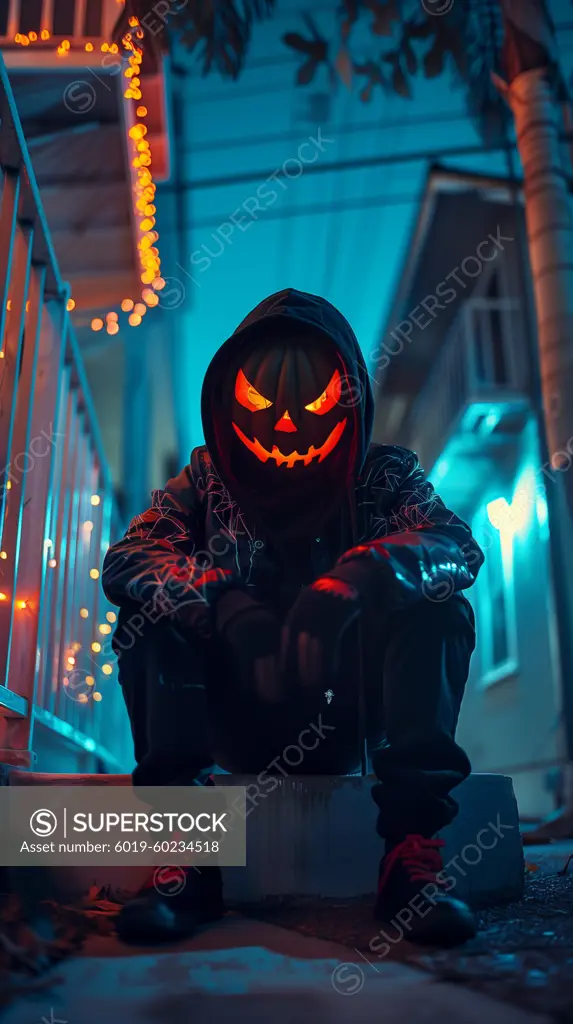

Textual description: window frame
[475,510,519,688]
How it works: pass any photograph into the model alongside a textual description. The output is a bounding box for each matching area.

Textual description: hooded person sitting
[103,289,483,947]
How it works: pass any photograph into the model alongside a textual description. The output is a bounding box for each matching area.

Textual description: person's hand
[215,589,282,701]
[279,577,361,689]
[336,535,449,609]
[172,567,235,639]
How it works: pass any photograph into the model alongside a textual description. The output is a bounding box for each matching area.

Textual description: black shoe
[374,834,476,947]
[115,865,224,945]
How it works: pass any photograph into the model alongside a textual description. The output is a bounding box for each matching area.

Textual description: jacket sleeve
[102,462,233,632]
[327,448,484,610]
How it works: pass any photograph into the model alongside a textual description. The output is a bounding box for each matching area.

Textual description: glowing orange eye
[235,368,273,412]
[305,369,342,415]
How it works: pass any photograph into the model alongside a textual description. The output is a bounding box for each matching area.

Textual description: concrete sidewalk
[2,916,548,1024]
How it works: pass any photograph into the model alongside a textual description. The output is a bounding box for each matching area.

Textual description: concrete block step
[216,773,523,907]
[4,771,524,907]
[8,771,131,785]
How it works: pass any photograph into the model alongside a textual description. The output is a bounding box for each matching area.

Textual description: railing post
[0,222,33,527]
[101,0,119,40]
[0,172,20,346]
[47,382,77,717]
[54,406,86,724]
[0,223,34,682]
[33,349,67,718]
[21,294,68,756]
[41,0,55,36]
[6,0,20,40]
[74,0,87,38]
[0,259,46,700]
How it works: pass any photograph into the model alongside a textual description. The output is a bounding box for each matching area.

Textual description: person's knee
[393,592,475,645]
[417,593,476,649]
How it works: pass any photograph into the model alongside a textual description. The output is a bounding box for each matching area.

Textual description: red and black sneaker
[374,834,476,947]
[115,864,224,946]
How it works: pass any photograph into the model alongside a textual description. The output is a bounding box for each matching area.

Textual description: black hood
[201,288,374,536]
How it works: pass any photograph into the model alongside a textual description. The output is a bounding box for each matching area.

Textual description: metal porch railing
[0,0,120,52]
[0,0,171,183]
[0,53,132,771]
[406,297,531,474]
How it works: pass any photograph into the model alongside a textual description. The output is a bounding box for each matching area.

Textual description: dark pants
[114,593,475,839]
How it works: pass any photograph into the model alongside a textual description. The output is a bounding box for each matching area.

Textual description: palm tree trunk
[503,68,573,503]
[497,1,573,830]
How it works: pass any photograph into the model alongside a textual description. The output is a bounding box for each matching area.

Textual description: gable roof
[373,164,526,440]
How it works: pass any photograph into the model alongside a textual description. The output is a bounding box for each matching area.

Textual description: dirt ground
[2,852,573,1020]
[248,865,573,1021]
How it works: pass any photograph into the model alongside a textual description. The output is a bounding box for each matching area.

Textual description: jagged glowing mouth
[232,418,347,468]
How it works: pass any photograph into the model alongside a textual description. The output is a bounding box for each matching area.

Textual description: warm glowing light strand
[122,22,164,307]
[11,21,165,332]
[12,31,121,55]
[89,23,166,333]
[27,491,115,705]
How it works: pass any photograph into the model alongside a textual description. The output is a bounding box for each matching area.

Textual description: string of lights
[10,15,165,336]
[59,491,115,706]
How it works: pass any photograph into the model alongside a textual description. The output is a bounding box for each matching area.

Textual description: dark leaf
[340,0,359,16]
[405,18,435,40]
[285,15,328,82]
[365,0,399,38]
[302,13,323,41]
[297,58,319,85]
[450,42,468,77]
[283,31,317,54]
[284,27,327,64]
[312,38,329,63]
[340,0,360,38]
[353,57,388,100]
[392,61,411,98]
[154,0,276,80]
[441,0,512,146]
[402,39,417,75]
[423,38,446,78]
[353,59,383,81]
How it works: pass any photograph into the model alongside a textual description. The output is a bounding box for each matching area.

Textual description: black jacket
[103,290,484,626]
[102,442,483,620]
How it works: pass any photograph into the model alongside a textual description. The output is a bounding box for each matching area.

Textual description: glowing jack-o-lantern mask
[232,364,347,469]
[204,327,359,532]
